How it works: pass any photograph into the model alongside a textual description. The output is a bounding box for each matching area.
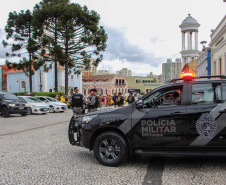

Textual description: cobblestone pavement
[1,110,226,185]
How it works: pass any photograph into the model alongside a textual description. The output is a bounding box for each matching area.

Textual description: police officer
[71,87,85,116]
[127,92,135,105]
[112,93,117,108]
[116,92,124,107]
[88,88,99,112]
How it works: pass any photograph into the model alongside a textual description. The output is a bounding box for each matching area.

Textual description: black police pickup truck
[69,74,226,166]
[0,92,28,117]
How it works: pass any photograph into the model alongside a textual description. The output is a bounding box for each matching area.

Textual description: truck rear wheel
[93,132,128,167]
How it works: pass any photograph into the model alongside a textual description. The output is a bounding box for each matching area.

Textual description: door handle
[219,109,226,114]
[170,112,184,116]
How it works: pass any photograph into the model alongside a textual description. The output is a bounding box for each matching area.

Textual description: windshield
[26,97,42,103]
[143,91,161,105]
[46,97,58,102]
[3,94,19,100]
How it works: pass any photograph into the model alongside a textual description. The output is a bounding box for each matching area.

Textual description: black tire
[93,132,128,167]
[1,107,9,118]
[49,105,55,113]
[21,112,27,116]
[27,107,32,115]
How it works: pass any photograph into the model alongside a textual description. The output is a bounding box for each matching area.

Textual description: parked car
[0,92,28,117]
[35,96,68,113]
[18,96,49,115]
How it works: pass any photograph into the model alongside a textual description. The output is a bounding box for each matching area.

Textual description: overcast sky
[0,0,225,75]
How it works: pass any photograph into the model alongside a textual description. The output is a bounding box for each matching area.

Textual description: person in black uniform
[127,92,135,105]
[71,87,85,116]
[112,93,118,108]
[116,92,124,107]
[88,88,99,112]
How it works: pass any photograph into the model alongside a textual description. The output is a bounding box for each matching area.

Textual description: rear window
[192,83,224,104]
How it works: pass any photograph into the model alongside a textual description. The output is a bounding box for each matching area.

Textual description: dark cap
[118,92,122,95]
[90,88,97,92]
[74,87,78,90]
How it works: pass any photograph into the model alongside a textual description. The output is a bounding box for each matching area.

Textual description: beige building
[162,58,182,84]
[125,76,161,94]
[116,68,132,76]
[209,15,226,76]
[97,70,110,75]
[82,58,97,76]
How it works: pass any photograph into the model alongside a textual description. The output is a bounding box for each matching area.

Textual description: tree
[2,10,44,92]
[32,0,68,92]
[57,3,108,94]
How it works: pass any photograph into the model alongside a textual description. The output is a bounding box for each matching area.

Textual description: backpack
[102,97,104,102]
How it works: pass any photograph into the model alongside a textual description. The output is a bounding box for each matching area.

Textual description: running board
[134,149,226,157]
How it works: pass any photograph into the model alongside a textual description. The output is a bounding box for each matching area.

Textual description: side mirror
[44,100,48,103]
[136,100,143,109]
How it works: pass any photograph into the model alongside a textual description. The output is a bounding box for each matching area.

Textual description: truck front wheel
[93,132,128,167]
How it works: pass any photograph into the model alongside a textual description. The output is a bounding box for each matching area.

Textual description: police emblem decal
[196,113,217,139]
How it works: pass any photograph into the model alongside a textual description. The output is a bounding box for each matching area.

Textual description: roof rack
[167,75,226,83]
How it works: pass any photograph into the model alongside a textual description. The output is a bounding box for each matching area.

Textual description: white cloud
[0,0,225,74]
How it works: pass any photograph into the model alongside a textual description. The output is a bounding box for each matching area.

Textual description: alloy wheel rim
[99,138,121,162]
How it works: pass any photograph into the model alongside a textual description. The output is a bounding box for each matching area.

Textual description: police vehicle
[68,73,226,166]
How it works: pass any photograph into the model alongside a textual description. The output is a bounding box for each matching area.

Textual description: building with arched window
[82,74,128,96]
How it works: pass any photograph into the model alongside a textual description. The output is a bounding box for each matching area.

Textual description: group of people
[70,87,136,117]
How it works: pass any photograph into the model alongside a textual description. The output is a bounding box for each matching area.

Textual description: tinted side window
[192,84,214,104]
[222,83,226,102]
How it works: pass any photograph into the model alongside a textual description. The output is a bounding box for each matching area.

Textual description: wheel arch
[89,127,130,151]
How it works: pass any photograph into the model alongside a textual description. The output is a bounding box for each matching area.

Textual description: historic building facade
[196,48,211,77]
[82,74,128,96]
[0,65,8,92]
[209,15,226,76]
[6,62,82,93]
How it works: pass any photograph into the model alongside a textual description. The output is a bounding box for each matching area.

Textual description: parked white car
[18,96,49,115]
[35,96,68,113]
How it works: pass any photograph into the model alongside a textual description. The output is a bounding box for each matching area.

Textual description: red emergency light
[180,72,195,81]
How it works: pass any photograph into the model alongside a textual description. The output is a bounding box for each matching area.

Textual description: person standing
[112,93,117,108]
[71,87,85,116]
[127,92,135,105]
[108,95,112,107]
[99,95,103,109]
[102,96,106,109]
[88,88,99,112]
[116,92,124,107]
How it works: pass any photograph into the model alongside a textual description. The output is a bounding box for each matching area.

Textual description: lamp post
[200,41,207,51]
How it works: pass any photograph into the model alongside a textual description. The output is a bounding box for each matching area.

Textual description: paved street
[1,110,226,184]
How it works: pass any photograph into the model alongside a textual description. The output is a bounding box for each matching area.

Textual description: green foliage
[153,78,157,83]
[3,9,46,92]
[13,92,65,97]
[4,0,108,94]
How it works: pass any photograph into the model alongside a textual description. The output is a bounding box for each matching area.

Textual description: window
[21,81,26,89]
[105,88,108,95]
[192,84,214,104]
[71,75,73,80]
[219,58,222,75]
[143,85,183,108]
